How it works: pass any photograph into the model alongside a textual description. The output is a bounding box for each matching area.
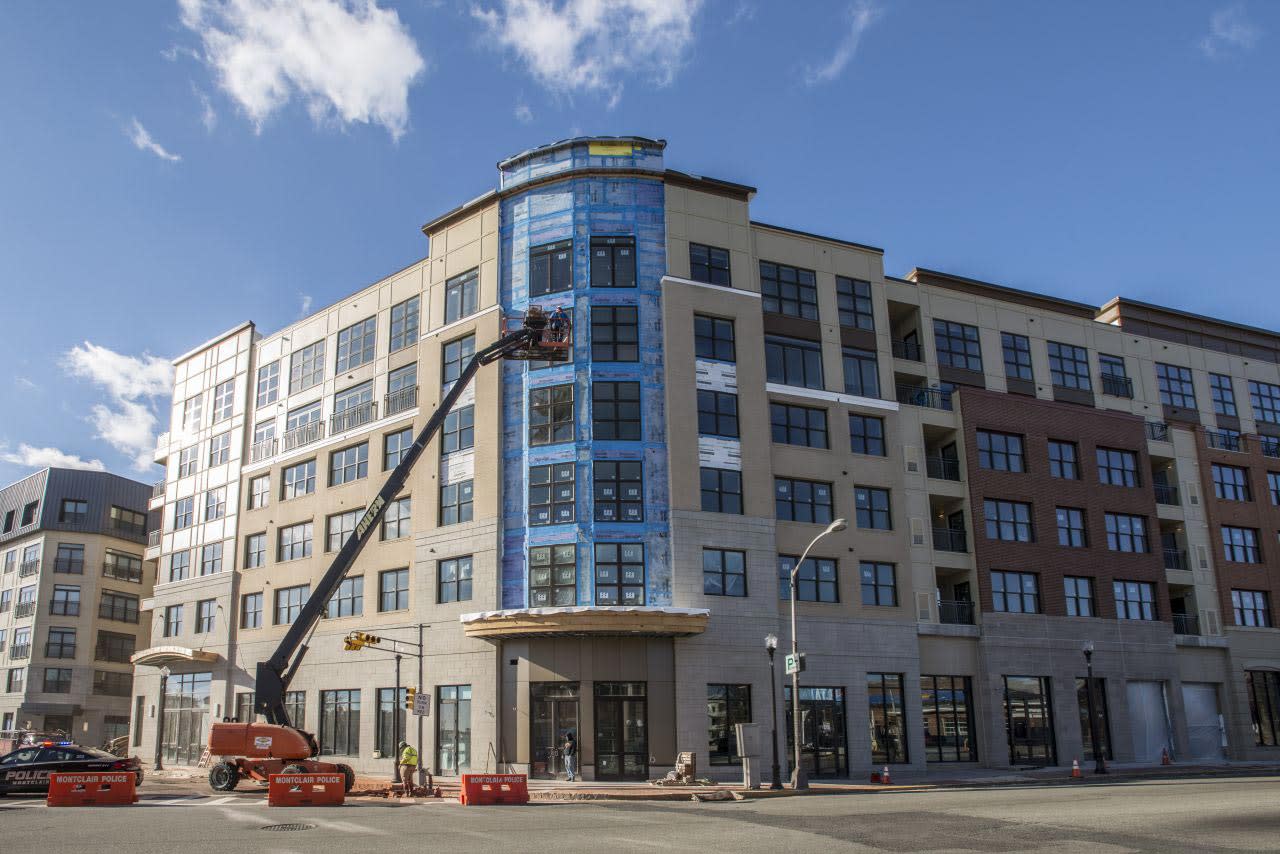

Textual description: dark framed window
[992,570,1039,613]
[54,543,84,574]
[381,497,410,540]
[335,316,376,372]
[590,236,636,288]
[529,384,573,446]
[984,499,1033,542]
[592,381,641,440]
[200,542,222,575]
[860,562,896,606]
[703,548,746,597]
[249,475,269,509]
[1268,472,1280,505]
[442,334,476,391]
[240,592,263,629]
[46,627,76,659]
[438,557,472,604]
[389,295,420,352]
[849,414,885,456]
[694,315,735,361]
[384,426,412,470]
[1245,671,1280,746]
[1222,525,1260,563]
[594,542,644,605]
[842,346,880,398]
[530,463,575,526]
[1210,373,1237,416]
[1156,363,1196,409]
[99,591,140,623]
[319,689,360,756]
[933,319,982,371]
[530,239,573,296]
[836,276,874,330]
[44,667,72,693]
[1048,440,1078,479]
[1056,507,1087,547]
[1065,576,1095,617]
[282,459,316,499]
[779,555,837,602]
[1233,589,1271,627]
[775,477,833,524]
[707,684,751,765]
[1113,580,1156,620]
[196,598,216,633]
[1250,380,1280,424]
[51,585,80,616]
[178,446,198,478]
[444,269,479,323]
[245,533,265,569]
[168,550,190,582]
[1105,513,1148,553]
[274,584,309,624]
[379,568,409,612]
[765,335,824,389]
[173,496,194,529]
[326,509,360,552]
[855,487,892,530]
[436,685,471,772]
[698,390,739,438]
[867,673,909,764]
[326,576,362,619]
[530,544,576,607]
[977,430,1024,472]
[162,604,184,637]
[700,467,742,514]
[1096,447,1139,487]
[759,261,817,319]
[1001,333,1032,380]
[593,460,643,522]
[1213,464,1252,501]
[690,243,731,287]
[376,687,408,761]
[1047,342,1091,390]
[440,480,474,526]
[921,676,977,762]
[278,522,312,561]
[442,405,474,455]
[329,442,369,486]
[1099,354,1131,397]
[95,630,135,663]
[591,305,639,361]
[59,499,88,524]
[770,403,827,448]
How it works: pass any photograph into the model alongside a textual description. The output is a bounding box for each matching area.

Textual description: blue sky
[0,0,1276,484]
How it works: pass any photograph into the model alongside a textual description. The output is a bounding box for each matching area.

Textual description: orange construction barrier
[267,773,346,807]
[47,772,138,807]
[459,773,529,805]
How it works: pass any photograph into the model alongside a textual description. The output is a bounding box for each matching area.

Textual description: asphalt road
[2,775,1278,852]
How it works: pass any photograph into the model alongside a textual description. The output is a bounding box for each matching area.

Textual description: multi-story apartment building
[132,136,1280,781]
[0,468,156,746]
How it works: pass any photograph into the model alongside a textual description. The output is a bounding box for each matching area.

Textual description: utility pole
[152,665,169,771]
[417,622,424,787]
[1083,641,1107,774]
[393,653,402,783]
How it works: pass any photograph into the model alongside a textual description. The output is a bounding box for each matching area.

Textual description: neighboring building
[0,468,156,746]
[133,136,1280,780]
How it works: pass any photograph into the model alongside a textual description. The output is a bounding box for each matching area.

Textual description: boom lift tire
[281,763,308,774]
[338,764,355,792]
[209,761,240,792]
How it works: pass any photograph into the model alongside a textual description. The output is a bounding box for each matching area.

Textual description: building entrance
[531,682,579,779]
[594,682,647,780]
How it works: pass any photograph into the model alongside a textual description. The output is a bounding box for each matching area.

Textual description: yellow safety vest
[400,745,419,766]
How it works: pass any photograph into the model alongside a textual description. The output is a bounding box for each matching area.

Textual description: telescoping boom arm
[255,309,569,727]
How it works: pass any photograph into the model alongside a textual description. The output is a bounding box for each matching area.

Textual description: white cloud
[514,102,533,123]
[0,443,106,473]
[726,1,753,26]
[473,0,702,105]
[14,377,37,391]
[298,292,313,317]
[1200,5,1262,58]
[178,0,426,140]
[195,86,218,131]
[803,1,882,86]
[62,342,173,472]
[128,118,182,162]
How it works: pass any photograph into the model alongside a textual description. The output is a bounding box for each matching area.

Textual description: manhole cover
[260,824,316,832]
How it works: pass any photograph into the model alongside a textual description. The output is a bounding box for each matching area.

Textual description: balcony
[18,560,39,577]
[153,431,169,464]
[111,518,147,538]
[10,643,31,660]
[151,480,165,499]
[330,401,377,434]
[1205,430,1242,452]
[283,420,325,451]
[1101,374,1134,399]
[897,384,953,411]
[1146,421,1170,442]
[938,600,975,625]
[147,530,161,548]
[14,602,36,619]
[1154,484,1180,506]
[932,528,968,553]
[102,561,142,583]
[250,438,277,464]
[385,385,418,417]
[925,456,961,481]
[54,557,84,574]
[1172,613,1200,636]
[891,340,923,361]
[1163,548,1188,570]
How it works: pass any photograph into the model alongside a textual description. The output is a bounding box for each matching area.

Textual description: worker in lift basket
[398,740,419,795]
[547,306,569,343]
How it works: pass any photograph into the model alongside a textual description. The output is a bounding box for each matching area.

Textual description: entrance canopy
[460,605,709,640]
[130,646,220,667]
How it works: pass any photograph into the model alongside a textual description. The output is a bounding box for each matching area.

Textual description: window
[697,390,739,438]
[529,384,573,446]
[860,562,897,606]
[1113,580,1156,620]
[333,381,373,424]
[1065,577,1095,617]
[594,460,643,522]
[51,585,80,616]
[1096,447,1139,487]
[779,555,837,602]
[703,549,746,597]
[842,346,880,398]
[590,236,636,288]
[327,509,360,552]
[1250,380,1280,424]
[319,689,360,756]
[700,467,742,514]
[109,505,146,537]
[836,276,874,330]
[59,499,88,524]
[855,487,892,530]
[240,592,263,629]
[326,576,363,619]
[44,668,72,693]
[330,442,369,486]
[707,684,751,765]
[1156,363,1196,409]
[200,542,223,575]
[1048,440,1078,479]
[1222,526,1261,563]
[438,405,474,457]
[245,533,266,569]
[390,295,420,352]
[163,604,183,637]
[592,381,641,440]
[253,421,276,451]
[1099,354,1131,396]
[530,463,575,526]
[440,480,474,525]
[6,668,25,694]
[173,496,194,529]
[387,362,417,402]
[1233,589,1271,627]
[208,432,230,466]
[977,430,1024,472]
[775,477,833,524]
[443,269,480,323]
[182,394,203,430]
[99,591,140,623]
[921,675,977,762]
[984,499,1033,542]
[333,316,377,373]
[46,627,76,659]
[591,305,638,361]
[442,334,475,391]
[95,631,135,663]
[242,476,267,512]
[275,584,310,624]
[278,522,313,561]
[845,414,886,456]
[770,403,827,448]
[694,315,735,361]
[867,673,909,764]
[1246,671,1280,746]
[933,319,982,371]
[286,400,322,432]
[530,544,577,607]
[178,446,198,478]
[290,340,325,393]
[1001,333,1033,380]
[1056,507,1087,547]
[689,243,731,287]
[253,362,280,410]
[212,379,235,422]
[1210,373,1237,416]
[1269,472,1280,505]
[54,543,84,573]
[436,685,471,772]
[382,497,411,540]
[438,557,472,604]
[205,487,226,521]
[530,240,573,296]
[384,426,412,470]
[0,589,10,613]
[992,570,1039,613]
[282,459,316,499]
[759,261,817,319]
[1105,513,1148,553]
[1047,342,1091,390]
[765,335,824,389]
[1213,464,1252,501]
[594,542,644,605]
[196,599,216,633]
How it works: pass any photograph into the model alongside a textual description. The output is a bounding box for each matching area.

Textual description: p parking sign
[784,653,806,675]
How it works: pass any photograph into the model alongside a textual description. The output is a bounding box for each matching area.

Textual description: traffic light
[343,635,362,651]
[405,687,416,712]
[343,631,383,651]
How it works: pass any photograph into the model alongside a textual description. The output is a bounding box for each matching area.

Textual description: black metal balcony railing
[10,643,31,660]
[891,340,923,361]
[14,602,36,618]
[939,600,975,625]
[45,643,76,659]
[1153,483,1180,506]
[897,384,954,411]
[932,528,968,553]
[1101,374,1134,399]
[283,420,326,451]
[250,438,278,464]
[925,456,961,481]
[147,530,161,548]
[1261,437,1280,459]
[111,519,147,538]
[1205,430,1243,452]
[19,560,40,577]
[54,558,84,574]
[1163,548,1188,570]
[385,385,418,417]
[102,561,142,583]
[330,401,377,434]
[1146,421,1170,442]
[151,480,165,499]
[1172,613,1200,636]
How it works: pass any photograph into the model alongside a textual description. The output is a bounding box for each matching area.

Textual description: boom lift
[205,306,571,792]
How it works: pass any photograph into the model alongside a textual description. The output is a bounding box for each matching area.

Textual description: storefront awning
[130,646,221,667]
[460,606,709,639]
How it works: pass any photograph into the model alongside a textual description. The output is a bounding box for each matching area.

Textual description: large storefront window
[595,682,647,780]
[161,671,212,765]
[784,686,848,777]
[1004,676,1056,766]
[437,685,472,773]
[1076,677,1113,760]
[319,689,360,756]
[377,687,408,759]
[921,675,977,762]
[707,684,751,765]
[1245,670,1280,746]
[867,673,908,764]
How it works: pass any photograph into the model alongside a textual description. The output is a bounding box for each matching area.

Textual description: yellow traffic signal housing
[343,635,362,651]
[354,631,382,646]
[404,687,416,711]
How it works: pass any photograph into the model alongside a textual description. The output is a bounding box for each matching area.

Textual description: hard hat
[398,740,408,749]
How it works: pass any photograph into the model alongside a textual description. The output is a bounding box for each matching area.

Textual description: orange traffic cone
[881,765,891,785]
[1161,746,1172,765]
[1071,759,1082,779]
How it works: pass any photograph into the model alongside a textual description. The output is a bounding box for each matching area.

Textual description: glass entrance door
[161,671,212,765]
[1004,676,1056,766]
[594,682,647,780]
[785,686,848,777]
[531,683,580,779]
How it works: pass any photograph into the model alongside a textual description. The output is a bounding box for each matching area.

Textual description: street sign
[784,653,806,675]
[412,691,431,716]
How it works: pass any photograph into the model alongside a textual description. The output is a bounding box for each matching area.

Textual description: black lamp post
[765,633,782,790]
[1082,641,1107,774]
[153,665,170,772]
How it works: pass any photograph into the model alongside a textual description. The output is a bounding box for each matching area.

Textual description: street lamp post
[393,653,402,784]
[153,665,170,772]
[1082,641,1107,775]
[765,633,782,790]
[789,518,847,790]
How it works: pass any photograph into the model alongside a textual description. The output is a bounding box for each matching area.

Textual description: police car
[0,741,144,795]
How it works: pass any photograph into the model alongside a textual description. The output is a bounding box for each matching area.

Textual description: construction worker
[397,740,419,795]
